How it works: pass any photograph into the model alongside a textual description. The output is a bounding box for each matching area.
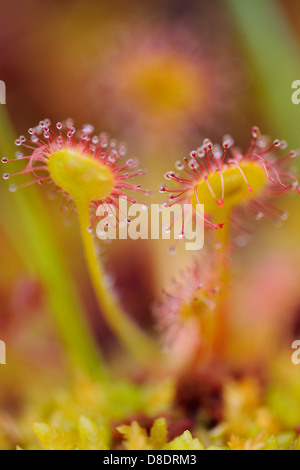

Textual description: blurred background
[0,0,300,449]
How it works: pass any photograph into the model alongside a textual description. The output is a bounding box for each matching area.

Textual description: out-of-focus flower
[95,20,245,143]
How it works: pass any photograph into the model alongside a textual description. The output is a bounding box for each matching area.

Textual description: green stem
[77,203,160,365]
[17,195,107,380]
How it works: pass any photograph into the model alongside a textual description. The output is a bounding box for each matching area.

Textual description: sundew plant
[0,0,300,451]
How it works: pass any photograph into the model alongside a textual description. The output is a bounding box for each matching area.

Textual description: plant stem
[77,203,160,365]
[211,220,232,359]
[17,195,108,380]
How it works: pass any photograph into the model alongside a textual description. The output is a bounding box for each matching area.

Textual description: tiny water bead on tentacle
[161,127,300,233]
[2,119,158,364]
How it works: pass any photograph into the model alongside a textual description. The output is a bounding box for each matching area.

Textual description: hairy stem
[77,203,160,365]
